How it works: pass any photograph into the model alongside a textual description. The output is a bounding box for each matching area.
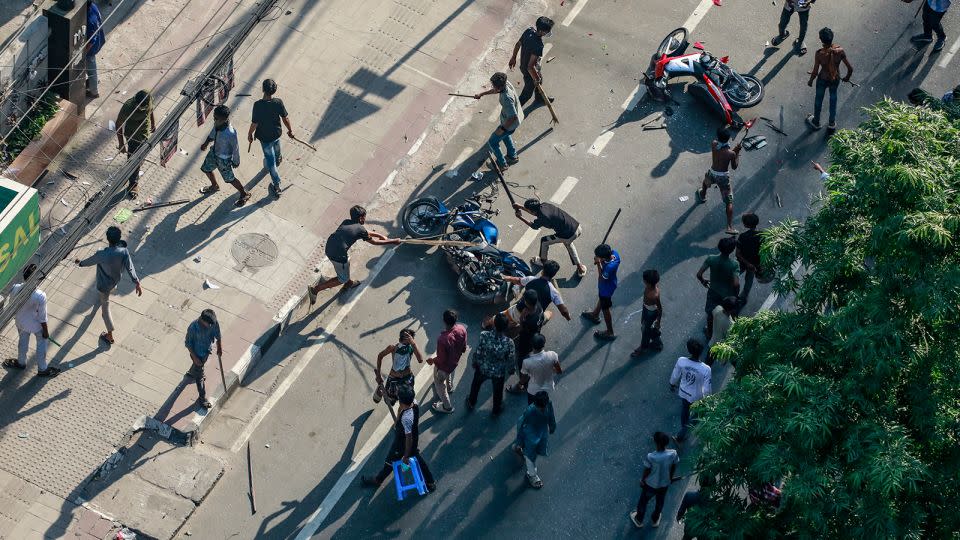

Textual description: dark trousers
[636,483,669,522]
[813,78,840,125]
[373,445,435,485]
[777,7,809,45]
[739,267,755,304]
[467,367,505,414]
[126,139,144,187]
[922,2,947,41]
[189,356,208,400]
[639,308,662,350]
[519,71,541,106]
[678,398,692,439]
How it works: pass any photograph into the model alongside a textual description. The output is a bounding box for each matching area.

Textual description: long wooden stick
[602,208,622,245]
[291,135,318,151]
[216,353,227,394]
[487,154,517,206]
[447,93,476,98]
[535,82,559,124]
[399,238,476,247]
[247,441,257,514]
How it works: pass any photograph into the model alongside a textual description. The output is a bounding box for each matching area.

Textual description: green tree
[687,100,960,539]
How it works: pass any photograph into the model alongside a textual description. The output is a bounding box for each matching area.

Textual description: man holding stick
[474,73,523,171]
[248,79,294,200]
[509,16,555,107]
[185,309,222,410]
[514,198,587,277]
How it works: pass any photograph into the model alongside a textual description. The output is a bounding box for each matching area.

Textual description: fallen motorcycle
[643,28,764,127]
[402,193,500,245]
[444,243,533,305]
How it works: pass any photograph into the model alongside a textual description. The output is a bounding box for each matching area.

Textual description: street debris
[776,194,783,208]
[193,256,202,263]
[679,195,690,202]
[17,432,28,439]
[545,56,556,63]
[203,279,220,290]
[108,120,116,131]
[113,208,133,223]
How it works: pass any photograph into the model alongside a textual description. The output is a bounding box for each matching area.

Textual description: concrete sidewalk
[0,0,518,537]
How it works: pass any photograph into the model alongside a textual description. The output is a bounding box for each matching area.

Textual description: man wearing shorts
[199,105,251,207]
[581,243,620,341]
[307,205,400,305]
[697,127,742,235]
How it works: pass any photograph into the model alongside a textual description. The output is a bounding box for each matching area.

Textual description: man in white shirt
[521,334,562,403]
[5,264,58,377]
[669,339,711,441]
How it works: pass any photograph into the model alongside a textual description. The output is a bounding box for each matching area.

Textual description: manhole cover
[231,233,278,268]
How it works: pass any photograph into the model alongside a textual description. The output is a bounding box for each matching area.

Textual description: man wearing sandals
[513,390,556,489]
[75,226,142,345]
[307,205,401,305]
[629,431,679,528]
[185,309,222,410]
[116,90,155,200]
[771,0,816,56]
[581,243,620,341]
[697,127,741,235]
[199,105,251,207]
[6,264,59,377]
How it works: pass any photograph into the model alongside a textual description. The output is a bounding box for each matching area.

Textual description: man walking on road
[509,16,555,107]
[5,264,58,377]
[362,386,437,492]
[474,72,523,171]
[248,79,294,199]
[307,205,400,305]
[629,431,679,528]
[427,309,467,414]
[697,127,741,235]
[75,226,142,345]
[806,27,853,131]
[185,309,222,410]
[581,243,620,341]
[910,0,951,53]
[519,334,561,404]
[771,0,816,56]
[697,237,740,340]
[199,105,251,207]
[514,199,587,276]
[513,390,556,489]
[631,269,664,357]
[116,90,155,199]
[466,313,516,416]
[85,1,106,99]
[670,339,712,441]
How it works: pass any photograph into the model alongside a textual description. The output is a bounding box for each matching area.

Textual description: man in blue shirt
[199,105,251,207]
[185,309,222,410]
[581,243,620,340]
[910,0,951,52]
[85,1,106,99]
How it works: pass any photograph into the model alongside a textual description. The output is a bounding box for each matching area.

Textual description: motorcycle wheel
[456,272,499,304]
[724,75,764,108]
[656,28,689,57]
[402,198,445,238]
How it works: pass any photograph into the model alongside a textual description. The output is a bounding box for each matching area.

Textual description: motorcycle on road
[643,28,764,127]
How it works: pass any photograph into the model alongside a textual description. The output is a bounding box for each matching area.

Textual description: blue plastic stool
[392,457,428,500]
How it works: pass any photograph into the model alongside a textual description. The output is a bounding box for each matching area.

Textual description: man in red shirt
[427,309,468,414]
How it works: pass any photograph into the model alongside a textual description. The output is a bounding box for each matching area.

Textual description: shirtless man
[696,127,742,235]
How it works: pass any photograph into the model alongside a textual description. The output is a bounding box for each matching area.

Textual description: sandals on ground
[580,311,601,324]
[3,359,25,369]
[771,30,790,46]
[526,473,544,489]
[234,193,251,207]
[594,331,617,341]
[99,332,115,344]
[199,185,220,195]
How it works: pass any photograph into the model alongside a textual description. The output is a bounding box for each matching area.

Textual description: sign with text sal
[0,177,41,290]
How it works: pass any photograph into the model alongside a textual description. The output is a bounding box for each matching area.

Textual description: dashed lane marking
[561,0,591,27]
[587,130,615,156]
[445,146,475,177]
[938,37,959,68]
[683,0,715,32]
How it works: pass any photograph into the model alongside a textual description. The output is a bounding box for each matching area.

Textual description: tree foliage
[688,100,960,539]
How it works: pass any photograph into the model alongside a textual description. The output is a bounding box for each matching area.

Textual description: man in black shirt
[735,212,763,306]
[515,198,587,276]
[248,79,294,199]
[361,385,436,492]
[307,205,400,305]
[509,16,555,107]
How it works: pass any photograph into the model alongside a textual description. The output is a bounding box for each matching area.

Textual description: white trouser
[524,456,538,476]
[17,328,48,371]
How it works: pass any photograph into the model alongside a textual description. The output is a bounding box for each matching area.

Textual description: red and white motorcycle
[643,28,763,127]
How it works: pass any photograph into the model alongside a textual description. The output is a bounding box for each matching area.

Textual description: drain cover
[231,233,278,268]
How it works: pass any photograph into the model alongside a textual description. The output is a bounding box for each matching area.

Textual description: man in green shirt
[697,237,740,340]
[116,90,156,199]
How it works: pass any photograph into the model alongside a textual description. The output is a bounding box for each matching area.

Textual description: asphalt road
[179,0,958,538]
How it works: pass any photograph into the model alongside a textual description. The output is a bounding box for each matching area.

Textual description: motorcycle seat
[465,244,503,257]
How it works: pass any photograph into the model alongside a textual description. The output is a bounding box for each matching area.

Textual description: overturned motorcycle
[643,28,764,127]
[401,191,533,304]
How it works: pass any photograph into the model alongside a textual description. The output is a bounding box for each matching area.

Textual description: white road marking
[407,132,427,156]
[439,96,456,114]
[444,146,475,177]
[561,0,590,27]
[511,176,579,254]
[621,84,646,110]
[938,38,960,68]
[758,260,802,312]
[230,249,397,454]
[399,62,454,88]
[587,130,615,156]
[293,341,435,540]
[682,0,715,32]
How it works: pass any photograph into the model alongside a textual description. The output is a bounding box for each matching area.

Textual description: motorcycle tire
[724,74,764,108]
[456,272,499,304]
[656,27,689,57]
[402,198,445,238]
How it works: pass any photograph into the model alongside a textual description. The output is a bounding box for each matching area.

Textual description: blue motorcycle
[401,194,500,244]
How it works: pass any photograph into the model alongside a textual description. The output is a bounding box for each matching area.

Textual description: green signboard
[0,177,41,290]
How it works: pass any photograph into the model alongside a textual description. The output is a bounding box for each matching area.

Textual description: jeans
[813,78,839,126]
[190,356,208,401]
[85,54,98,94]
[538,225,583,267]
[777,7,809,45]
[678,398,693,439]
[922,2,947,41]
[433,367,454,410]
[126,139,143,188]
[17,328,48,371]
[373,446,435,485]
[98,290,115,332]
[740,266,755,304]
[466,367,505,414]
[635,483,669,523]
[519,71,543,106]
[260,138,282,189]
[639,307,661,350]
[488,128,517,168]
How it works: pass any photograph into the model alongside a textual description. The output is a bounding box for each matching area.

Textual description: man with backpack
[806,27,854,131]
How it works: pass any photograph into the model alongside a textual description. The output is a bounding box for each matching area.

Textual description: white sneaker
[651,515,661,528]
[431,401,454,414]
[629,511,642,528]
